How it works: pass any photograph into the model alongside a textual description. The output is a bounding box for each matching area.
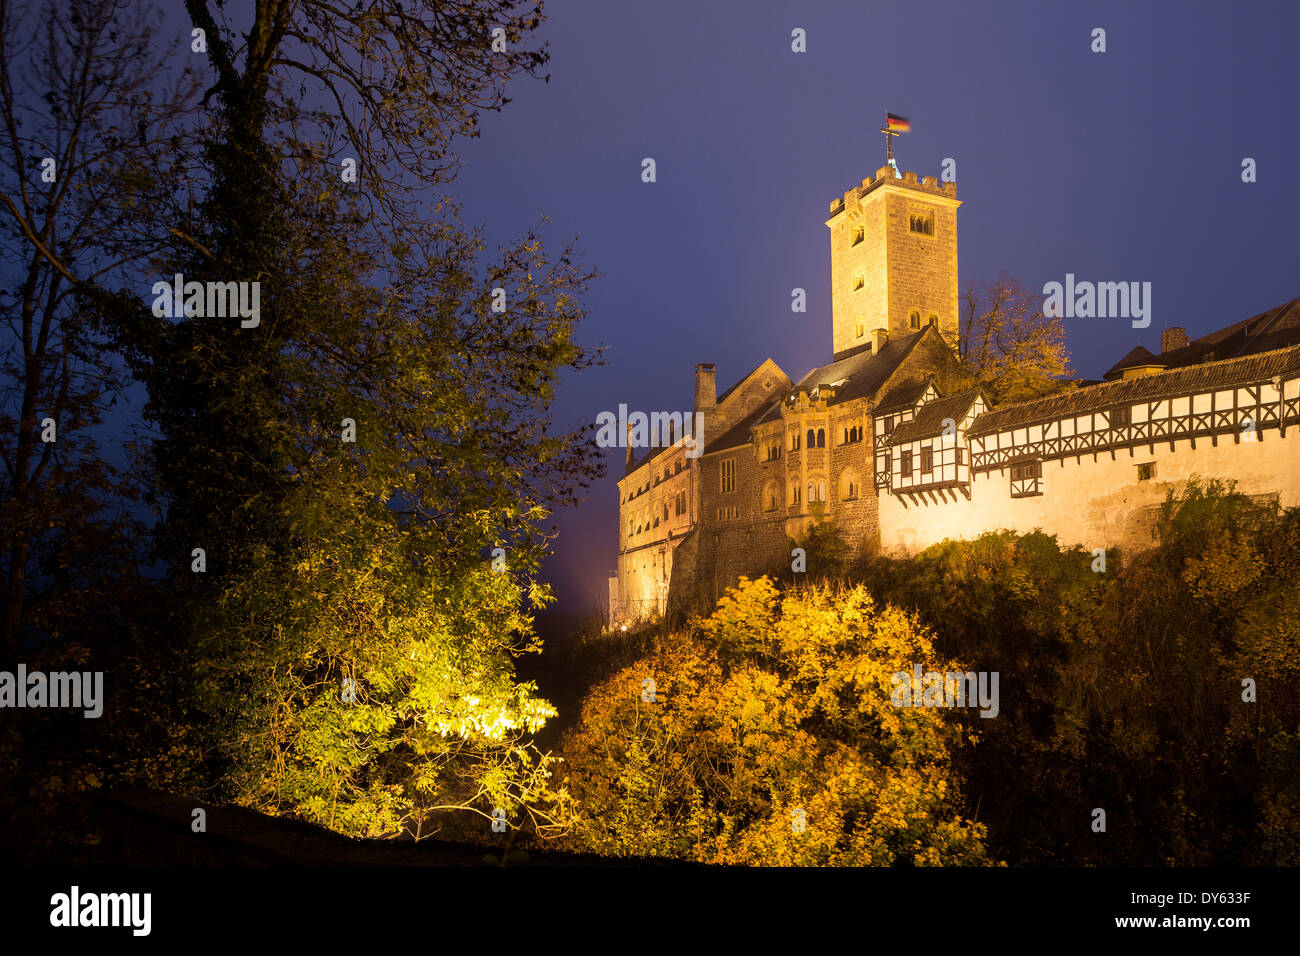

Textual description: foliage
[954,274,1073,404]
[559,576,996,865]
[1,0,599,850]
[856,478,1300,865]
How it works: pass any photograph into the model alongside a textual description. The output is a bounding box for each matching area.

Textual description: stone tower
[825,166,961,361]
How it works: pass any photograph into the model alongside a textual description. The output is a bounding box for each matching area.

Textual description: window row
[761,473,862,511]
[626,490,689,537]
[790,429,827,451]
[909,211,934,235]
[898,446,963,479]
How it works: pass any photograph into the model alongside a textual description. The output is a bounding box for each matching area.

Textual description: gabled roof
[873,377,934,416]
[794,328,932,405]
[625,358,790,473]
[1104,345,1162,378]
[1104,296,1300,379]
[969,343,1300,438]
[888,390,984,444]
[716,359,776,406]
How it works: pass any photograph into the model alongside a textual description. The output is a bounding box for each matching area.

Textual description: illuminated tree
[560,576,995,865]
[955,274,1072,404]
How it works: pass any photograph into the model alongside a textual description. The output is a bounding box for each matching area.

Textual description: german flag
[886,113,911,133]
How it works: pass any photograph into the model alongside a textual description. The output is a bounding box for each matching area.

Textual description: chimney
[1161,327,1188,353]
[694,363,716,414]
[625,424,635,475]
[870,328,889,354]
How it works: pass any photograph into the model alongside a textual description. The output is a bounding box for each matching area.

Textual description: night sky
[444,0,1298,615]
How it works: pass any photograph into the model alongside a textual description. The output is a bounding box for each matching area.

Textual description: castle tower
[825,166,961,361]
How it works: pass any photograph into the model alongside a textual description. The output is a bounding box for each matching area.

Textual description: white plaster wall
[880,428,1299,556]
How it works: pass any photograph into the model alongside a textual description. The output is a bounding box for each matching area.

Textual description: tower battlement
[825,164,961,360]
[829,167,957,215]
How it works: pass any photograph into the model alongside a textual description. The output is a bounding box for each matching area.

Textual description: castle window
[842,424,863,444]
[1112,405,1131,428]
[1136,462,1155,481]
[909,311,921,330]
[921,446,933,474]
[1009,460,1043,498]
[856,323,864,339]
[664,466,670,481]
[675,491,687,515]
[853,274,865,291]
[675,460,682,474]
[720,459,736,493]
[790,431,801,452]
[928,314,938,327]
[840,468,861,501]
[663,503,669,521]
[764,481,780,512]
[883,417,896,436]
[807,428,816,448]
[791,484,802,507]
[716,505,739,521]
[900,449,913,478]
[852,226,864,246]
[816,428,825,448]
[909,209,935,235]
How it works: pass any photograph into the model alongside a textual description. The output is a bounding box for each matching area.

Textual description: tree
[70,0,603,838]
[956,274,1072,405]
[0,0,199,657]
[560,576,995,865]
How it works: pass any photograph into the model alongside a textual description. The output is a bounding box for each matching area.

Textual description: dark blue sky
[449,0,1298,615]
[134,0,1300,615]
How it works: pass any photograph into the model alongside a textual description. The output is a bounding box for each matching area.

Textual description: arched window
[807,428,815,448]
[928,314,938,327]
[909,311,921,329]
[816,429,825,448]
[763,481,780,512]
[840,468,860,501]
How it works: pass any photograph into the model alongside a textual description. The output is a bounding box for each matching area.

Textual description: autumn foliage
[559,576,995,865]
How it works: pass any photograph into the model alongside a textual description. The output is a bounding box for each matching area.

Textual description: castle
[608,160,1300,625]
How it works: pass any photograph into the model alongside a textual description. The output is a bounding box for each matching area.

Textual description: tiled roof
[873,378,934,415]
[1104,296,1300,379]
[1104,345,1161,377]
[794,328,931,405]
[969,343,1300,438]
[888,390,983,444]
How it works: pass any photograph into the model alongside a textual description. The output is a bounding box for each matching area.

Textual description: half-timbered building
[609,153,1300,626]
